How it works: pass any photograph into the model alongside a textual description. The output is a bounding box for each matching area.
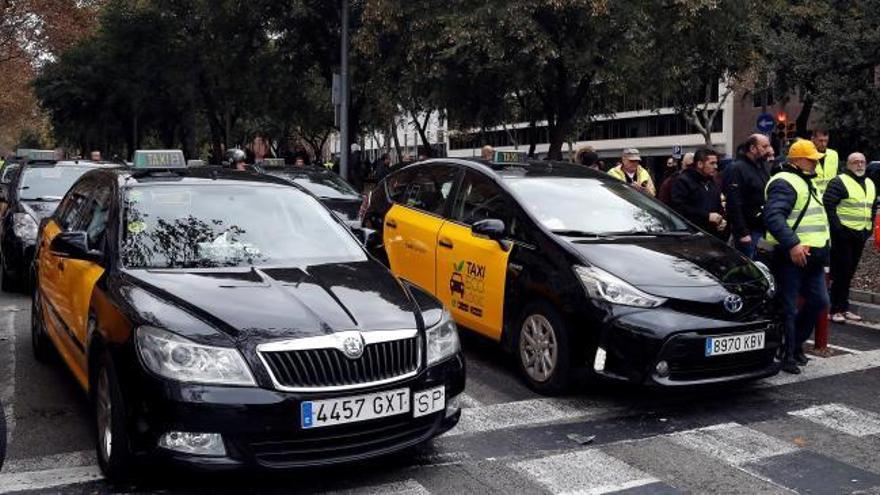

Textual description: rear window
[18,166,93,201]
[386,165,458,216]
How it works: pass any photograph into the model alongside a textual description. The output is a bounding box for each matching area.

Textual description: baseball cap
[622,148,642,161]
[788,139,824,161]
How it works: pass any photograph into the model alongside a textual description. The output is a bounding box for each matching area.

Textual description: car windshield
[18,166,93,200]
[504,176,691,235]
[266,169,359,199]
[121,184,367,269]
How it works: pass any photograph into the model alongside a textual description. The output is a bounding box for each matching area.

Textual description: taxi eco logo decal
[449,260,486,318]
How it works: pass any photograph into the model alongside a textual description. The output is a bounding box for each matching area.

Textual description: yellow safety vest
[814,148,839,195]
[765,171,830,248]
[837,174,876,231]
[608,165,652,186]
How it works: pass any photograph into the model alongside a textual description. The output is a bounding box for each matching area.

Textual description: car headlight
[426,310,460,366]
[136,326,256,386]
[753,261,776,297]
[575,265,666,308]
[12,213,37,242]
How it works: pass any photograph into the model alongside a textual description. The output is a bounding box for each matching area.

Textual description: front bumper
[592,307,782,386]
[125,352,465,470]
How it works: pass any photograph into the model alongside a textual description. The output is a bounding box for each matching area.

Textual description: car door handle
[386,219,397,229]
[438,238,454,249]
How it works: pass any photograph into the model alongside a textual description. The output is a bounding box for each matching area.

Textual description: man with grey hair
[481,145,495,160]
[823,152,877,323]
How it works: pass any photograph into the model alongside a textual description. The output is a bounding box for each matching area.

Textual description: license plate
[301,388,410,429]
[705,332,765,356]
[300,386,447,429]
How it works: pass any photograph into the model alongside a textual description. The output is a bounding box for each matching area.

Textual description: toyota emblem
[724,294,744,313]
[342,335,365,359]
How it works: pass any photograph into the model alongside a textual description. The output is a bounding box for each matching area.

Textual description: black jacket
[822,170,878,239]
[670,168,724,238]
[722,155,770,238]
[764,164,829,259]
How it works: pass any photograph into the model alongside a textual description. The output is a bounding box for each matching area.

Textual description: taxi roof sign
[16,149,57,161]
[259,158,286,168]
[492,150,528,164]
[132,150,186,169]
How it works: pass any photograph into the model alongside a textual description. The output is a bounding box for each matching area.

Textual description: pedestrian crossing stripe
[788,403,880,437]
[512,449,660,495]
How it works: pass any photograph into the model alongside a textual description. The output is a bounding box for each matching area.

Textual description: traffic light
[775,121,786,143]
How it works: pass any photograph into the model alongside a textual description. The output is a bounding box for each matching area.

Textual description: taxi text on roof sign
[17,149,57,161]
[493,150,528,164]
[133,150,186,169]
[259,158,286,167]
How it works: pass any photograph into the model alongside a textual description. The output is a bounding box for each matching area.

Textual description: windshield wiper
[21,196,63,201]
[604,230,694,237]
[551,229,613,238]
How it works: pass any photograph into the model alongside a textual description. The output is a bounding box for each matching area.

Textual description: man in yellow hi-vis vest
[608,148,656,196]
[811,129,839,195]
[765,139,830,375]
[823,152,877,324]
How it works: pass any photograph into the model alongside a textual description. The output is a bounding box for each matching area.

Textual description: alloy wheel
[519,314,558,383]
[96,367,113,463]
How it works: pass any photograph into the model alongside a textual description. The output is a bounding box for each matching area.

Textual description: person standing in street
[723,134,774,258]
[764,139,831,374]
[823,152,877,323]
[659,152,694,205]
[670,148,727,239]
[608,148,655,196]
[811,128,839,195]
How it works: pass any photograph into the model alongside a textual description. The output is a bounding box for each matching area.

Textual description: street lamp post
[339,0,350,180]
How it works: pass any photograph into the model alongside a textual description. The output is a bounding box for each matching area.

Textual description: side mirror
[472,218,506,241]
[49,231,102,263]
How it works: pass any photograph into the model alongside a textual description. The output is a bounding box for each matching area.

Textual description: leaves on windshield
[123,211,266,268]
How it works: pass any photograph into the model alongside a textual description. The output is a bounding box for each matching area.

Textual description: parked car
[362,156,781,393]
[32,165,464,480]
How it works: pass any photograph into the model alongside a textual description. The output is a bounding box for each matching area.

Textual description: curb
[851,289,880,305]
[849,300,880,323]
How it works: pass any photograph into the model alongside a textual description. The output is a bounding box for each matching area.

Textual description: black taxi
[31,154,464,480]
[361,154,781,394]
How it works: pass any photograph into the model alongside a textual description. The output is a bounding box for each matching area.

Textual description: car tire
[31,289,54,363]
[514,301,573,395]
[94,350,134,482]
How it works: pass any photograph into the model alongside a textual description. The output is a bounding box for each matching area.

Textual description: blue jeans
[736,230,764,259]
[773,251,829,362]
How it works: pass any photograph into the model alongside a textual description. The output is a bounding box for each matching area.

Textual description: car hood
[565,234,767,299]
[21,200,61,220]
[123,261,419,342]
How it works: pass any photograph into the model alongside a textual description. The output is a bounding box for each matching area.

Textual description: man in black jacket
[823,152,877,323]
[723,134,774,258]
[670,148,727,239]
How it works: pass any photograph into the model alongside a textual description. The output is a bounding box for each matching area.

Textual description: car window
[266,169,360,199]
[390,165,458,216]
[18,166,94,201]
[80,183,113,251]
[452,170,523,237]
[386,167,417,203]
[56,180,95,232]
[0,164,20,184]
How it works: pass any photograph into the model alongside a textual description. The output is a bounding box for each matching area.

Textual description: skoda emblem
[341,335,364,359]
[724,294,744,314]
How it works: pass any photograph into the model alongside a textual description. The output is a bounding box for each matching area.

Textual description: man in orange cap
[764,139,831,374]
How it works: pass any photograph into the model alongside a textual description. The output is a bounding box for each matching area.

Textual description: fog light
[159,431,226,457]
[446,394,462,418]
[593,348,607,372]
[655,360,670,378]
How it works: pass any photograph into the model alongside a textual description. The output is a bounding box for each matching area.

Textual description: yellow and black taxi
[31,154,464,480]
[361,153,781,394]
[0,158,115,291]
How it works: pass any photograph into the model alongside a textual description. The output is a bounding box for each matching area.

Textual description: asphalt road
[2,289,880,494]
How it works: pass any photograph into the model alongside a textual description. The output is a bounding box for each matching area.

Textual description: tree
[641,0,760,147]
